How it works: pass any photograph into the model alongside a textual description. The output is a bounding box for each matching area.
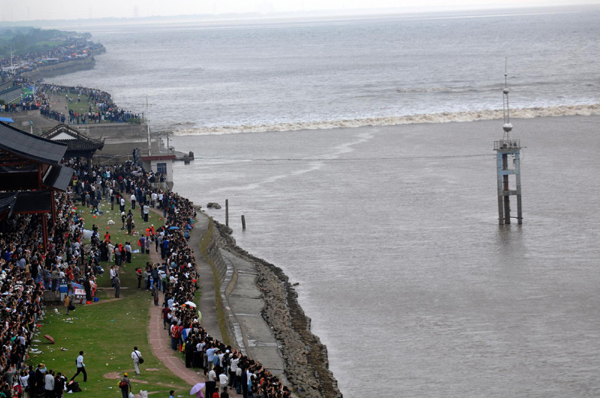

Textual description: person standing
[218,371,228,394]
[63,294,71,315]
[143,204,149,222]
[44,369,55,398]
[152,284,159,306]
[126,215,133,235]
[169,391,175,398]
[136,267,142,289]
[110,265,117,287]
[205,368,216,398]
[19,369,30,398]
[118,373,131,398]
[131,347,142,375]
[125,242,132,263]
[130,193,136,209]
[70,351,87,382]
[54,372,65,398]
[114,274,121,298]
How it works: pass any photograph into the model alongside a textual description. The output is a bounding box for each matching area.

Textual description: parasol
[190,382,205,395]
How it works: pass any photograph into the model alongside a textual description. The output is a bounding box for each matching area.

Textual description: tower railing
[494,139,521,151]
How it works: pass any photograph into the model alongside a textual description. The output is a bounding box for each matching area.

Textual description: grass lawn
[67,97,96,115]
[29,197,195,397]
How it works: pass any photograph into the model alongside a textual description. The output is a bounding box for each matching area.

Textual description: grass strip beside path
[29,198,191,398]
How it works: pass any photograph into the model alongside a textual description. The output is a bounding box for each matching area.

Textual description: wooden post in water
[225,199,229,227]
[241,215,246,230]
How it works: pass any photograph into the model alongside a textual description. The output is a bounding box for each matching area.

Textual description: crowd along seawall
[11,41,343,397]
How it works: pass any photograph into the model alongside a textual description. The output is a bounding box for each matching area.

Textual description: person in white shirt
[45,370,55,395]
[131,347,143,375]
[130,193,137,209]
[206,368,217,398]
[70,351,87,382]
[218,372,228,392]
[110,266,117,286]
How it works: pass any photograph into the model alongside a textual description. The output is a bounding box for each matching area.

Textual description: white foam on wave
[172,103,600,136]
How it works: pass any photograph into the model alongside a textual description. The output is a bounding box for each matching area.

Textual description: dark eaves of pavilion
[0,121,75,249]
[41,124,104,167]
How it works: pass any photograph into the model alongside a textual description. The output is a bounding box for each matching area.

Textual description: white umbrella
[190,382,205,395]
[184,301,197,308]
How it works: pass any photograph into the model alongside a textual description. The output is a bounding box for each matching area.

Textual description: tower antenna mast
[502,57,512,140]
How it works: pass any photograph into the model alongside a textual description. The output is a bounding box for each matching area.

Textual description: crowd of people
[0,79,143,126]
[0,182,95,397]
[0,33,104,82]
[0,156,292,398]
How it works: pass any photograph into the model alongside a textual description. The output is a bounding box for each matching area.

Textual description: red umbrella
[44,335,55,344]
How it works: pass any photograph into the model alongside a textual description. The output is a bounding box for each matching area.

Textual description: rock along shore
[211,221,343,398]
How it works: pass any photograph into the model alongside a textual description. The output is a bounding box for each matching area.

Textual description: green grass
[67,97,97,115]
[29,198,192,397]
[198,218,231,347]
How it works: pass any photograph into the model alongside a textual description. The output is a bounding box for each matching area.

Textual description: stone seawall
[27,58,96,80]
[200,219,342,398]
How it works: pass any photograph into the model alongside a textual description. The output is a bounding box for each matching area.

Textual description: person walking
[70,351,87,382]
[118,373,131,398]
[131,347,143,375]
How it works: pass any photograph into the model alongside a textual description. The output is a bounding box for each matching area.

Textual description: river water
[170,115,600,397]
[47,7,600,397]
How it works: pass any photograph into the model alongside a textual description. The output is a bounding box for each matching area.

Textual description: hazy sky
[2,0,599,22]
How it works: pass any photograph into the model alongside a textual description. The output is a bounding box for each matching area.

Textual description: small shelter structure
[141,154,176,190]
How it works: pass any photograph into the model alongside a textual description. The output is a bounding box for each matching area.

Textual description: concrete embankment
[26,57,98,81]
[198,215,342,398]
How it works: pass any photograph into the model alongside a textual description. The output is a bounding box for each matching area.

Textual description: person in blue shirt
[169,390,175,398]
[206,347,218,371]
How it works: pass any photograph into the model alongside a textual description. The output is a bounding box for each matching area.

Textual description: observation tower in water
[494,61,523,225]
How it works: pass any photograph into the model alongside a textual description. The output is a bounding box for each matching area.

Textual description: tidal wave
[172,103,600,136]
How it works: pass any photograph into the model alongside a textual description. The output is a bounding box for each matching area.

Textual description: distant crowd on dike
[0,157,292,398]
[0,81,142,125]
[0,35,104,81]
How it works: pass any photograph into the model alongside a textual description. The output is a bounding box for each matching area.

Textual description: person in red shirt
[162,305,170,330]
[170,323,180,350]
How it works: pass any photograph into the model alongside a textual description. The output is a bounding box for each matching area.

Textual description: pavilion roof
[42,124,104,152]
[0,122,67,165]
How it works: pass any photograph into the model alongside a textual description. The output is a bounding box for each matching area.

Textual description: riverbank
[195,214,342,397]
[211,221,342,398]
[10,55,342,396]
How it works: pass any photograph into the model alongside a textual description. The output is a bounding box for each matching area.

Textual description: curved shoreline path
[146,209,242,395]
